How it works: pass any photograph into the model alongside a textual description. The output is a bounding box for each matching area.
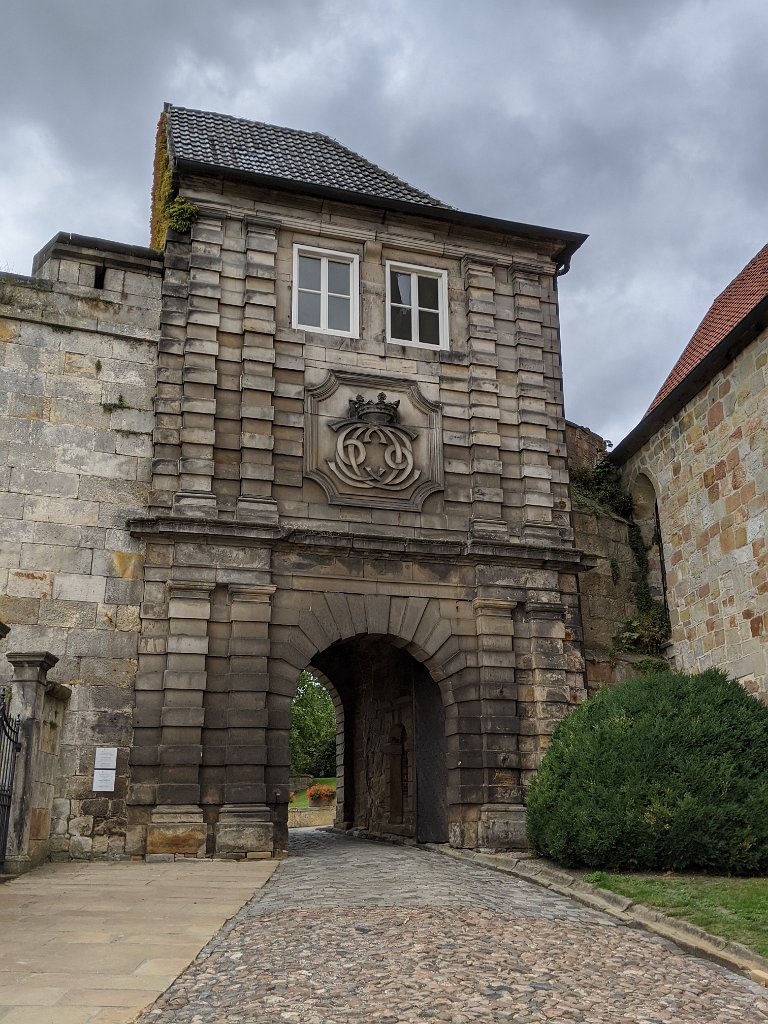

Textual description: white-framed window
[385,261,449,350]
[292,244,359,338]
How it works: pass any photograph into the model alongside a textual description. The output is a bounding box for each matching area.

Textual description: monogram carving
[329,395,420,491]
[305,372,443,511]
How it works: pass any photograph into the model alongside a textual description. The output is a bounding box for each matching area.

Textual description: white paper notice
[93,768,116,792]
[94,747,118,770]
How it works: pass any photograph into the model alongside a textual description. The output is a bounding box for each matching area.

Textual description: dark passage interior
[312,636,448,843]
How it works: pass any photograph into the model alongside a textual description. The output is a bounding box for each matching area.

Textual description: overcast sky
[2,1,766,442]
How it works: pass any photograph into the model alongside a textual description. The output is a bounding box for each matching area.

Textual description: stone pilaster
[214,583,276,857]
[146,581,213,857]
[516,600,571,789]
[151,233,190,512]
[463,256,507,539]
[510,268,557,537]
[4,652,64,874]
[237,220,279,526]
[472,598,526,850]
[173,213,223,517]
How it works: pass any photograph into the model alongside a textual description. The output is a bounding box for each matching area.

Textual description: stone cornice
[129,515,594,572]
[174,195,559,273]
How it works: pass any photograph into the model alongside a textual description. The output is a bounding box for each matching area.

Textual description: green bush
[526,670,768,875]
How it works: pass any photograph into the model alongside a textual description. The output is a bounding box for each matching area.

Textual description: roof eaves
[173,156,588,257]
[610,293,768,465]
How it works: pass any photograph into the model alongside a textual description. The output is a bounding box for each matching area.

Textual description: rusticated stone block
[146,821,207,857]
[214,820,274,857]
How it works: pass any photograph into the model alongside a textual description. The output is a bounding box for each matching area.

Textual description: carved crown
[348,392,400,425]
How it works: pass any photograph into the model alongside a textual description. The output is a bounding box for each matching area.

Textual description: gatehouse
[0,104,591,863]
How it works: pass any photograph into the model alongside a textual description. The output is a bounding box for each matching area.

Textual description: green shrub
[526,669,768,875]
[570,459,633,518]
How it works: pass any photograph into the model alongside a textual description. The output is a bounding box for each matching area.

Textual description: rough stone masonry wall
[623,327,768,697]
[565,422,648,692]
[0,238,161,857]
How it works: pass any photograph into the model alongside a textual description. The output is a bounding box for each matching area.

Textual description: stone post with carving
[5,652,70,874]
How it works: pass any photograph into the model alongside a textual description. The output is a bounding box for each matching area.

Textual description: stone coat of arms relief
[304,371,443,510]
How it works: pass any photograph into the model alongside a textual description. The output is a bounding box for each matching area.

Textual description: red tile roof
[646,242,768,414]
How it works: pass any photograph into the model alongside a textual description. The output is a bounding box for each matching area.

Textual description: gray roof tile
[166,105,447,208]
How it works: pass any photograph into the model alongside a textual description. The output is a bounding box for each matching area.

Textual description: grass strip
[585,871,768,958]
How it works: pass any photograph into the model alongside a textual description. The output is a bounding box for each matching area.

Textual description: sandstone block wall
[1,171,591,861]
[0,236,161,856]
[623,328,767,697]
[147,182,575,541]
[127,177,589,858]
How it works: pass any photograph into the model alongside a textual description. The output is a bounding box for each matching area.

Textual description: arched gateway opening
[305,636,448,845]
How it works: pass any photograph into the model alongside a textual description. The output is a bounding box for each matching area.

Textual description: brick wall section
[623,327,767,697]
[0,238,162,856]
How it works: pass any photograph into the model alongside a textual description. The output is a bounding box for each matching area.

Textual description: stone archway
[269,592,457,853]
[311,635,448,844]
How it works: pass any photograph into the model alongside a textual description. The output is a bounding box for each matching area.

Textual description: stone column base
[172,491,218,518]
[2,854,32,876]
[235,496,279,525]
[214,805,274,859]
[146,805,207,858]
[476,804,529,851]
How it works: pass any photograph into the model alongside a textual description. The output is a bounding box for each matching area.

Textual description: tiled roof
[165,104,447,209]
[647,242,768,414]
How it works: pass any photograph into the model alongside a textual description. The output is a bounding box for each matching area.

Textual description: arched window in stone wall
[630,472,669,617]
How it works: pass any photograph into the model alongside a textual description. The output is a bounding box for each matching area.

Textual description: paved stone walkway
[0,857,276,1024]
[138,829,768,1023]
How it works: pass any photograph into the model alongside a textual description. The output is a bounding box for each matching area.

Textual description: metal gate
[0,689,21,871]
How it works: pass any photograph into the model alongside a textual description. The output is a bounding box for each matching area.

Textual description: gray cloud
[2,0,766,442]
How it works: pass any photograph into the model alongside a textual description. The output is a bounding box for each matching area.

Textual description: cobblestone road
[138,829,768,1023]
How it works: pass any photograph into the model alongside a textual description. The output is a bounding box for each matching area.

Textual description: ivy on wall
[572,459,670,657]
[618,522,671,656]
[150,113,199,250]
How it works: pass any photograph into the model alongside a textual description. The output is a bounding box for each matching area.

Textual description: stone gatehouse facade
[0,105,591,863]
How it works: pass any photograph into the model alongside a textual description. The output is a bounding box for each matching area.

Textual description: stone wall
[0,236,161,856]
[622,328,768,697]
[146,181,575,540]
[566,421,669,692]
[570,499,638,692]
[564,420,607,470]
[0,169,592,861]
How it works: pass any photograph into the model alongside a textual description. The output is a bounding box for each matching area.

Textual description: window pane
[418,275,439,310]
[328,295,350,332]
[298,255,321,291]
[297,290,321,327]
[328,260,350,296]
[418,310,441,346]
[390,306,412,341]
[390,270,411,306]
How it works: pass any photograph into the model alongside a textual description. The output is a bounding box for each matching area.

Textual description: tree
[289,672,337,778]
